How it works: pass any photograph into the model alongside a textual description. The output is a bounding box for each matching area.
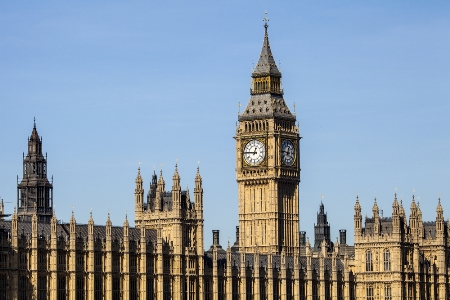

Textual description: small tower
[194,167,203,213]
[314,201,331,251]
[392,194,400,230]
[155,171,165,211]
[436,198,445,237]
[134,167,144,225]
[372,198,380,235]
[236,20,300,255]
[354,195,362,238]
[17,120,53,222]
[409,195,419,239]
[172,164,181,215]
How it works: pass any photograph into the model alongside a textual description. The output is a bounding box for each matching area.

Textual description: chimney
[339,229,347,245]
[300,231,306,246]
[212,230,220,246]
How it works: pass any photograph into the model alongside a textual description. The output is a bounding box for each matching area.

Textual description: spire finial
[263,11,269,31]
[33,117,36,129]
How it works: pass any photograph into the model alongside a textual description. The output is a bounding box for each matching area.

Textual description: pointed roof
[29,118,40,142]
[136,167,142,182]
[252,23,281,77]
[239,22,295,122]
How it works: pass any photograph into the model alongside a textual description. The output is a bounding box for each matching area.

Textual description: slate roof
[252,24,281,77]
[0,220,157,244]
[239,94,295,121]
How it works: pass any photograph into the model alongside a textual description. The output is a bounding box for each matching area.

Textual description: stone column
[239,253,246,300]
[87,213,94,300]
[50,213,58,299]
[31,213,38,300]
[280,252,286,300]
[267,253,274,300]
[123,216,130,300]
[139,227,147,300]
[156,227,164,300]
[105,214,112,300]
[306,243,312,300]
[212,247,218,300]
[254,251,260,300]
[225,247,232,300]
[332,254,337,300]
[293,254,300,300]
[69,212,77,300]
[10,210,19,300]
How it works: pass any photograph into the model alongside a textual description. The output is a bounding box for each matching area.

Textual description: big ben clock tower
[236,20,300,255]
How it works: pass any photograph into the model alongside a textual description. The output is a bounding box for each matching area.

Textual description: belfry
[236,20,301,255]
[17,119,53,222]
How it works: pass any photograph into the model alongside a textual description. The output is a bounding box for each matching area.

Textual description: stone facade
[0,23,448,300]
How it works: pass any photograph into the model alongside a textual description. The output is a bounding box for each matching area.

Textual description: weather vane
[263,11,269,24]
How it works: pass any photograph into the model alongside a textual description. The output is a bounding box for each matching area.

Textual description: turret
[354,196,362,237]
[12,208,18,242]
[70,209,76,236]
[194,167,203,213]
[51,211,57,237]
[17,119,53,222]
[123,214,129,239]
[409,195,419,239]
[155,170,165,211]
[372,198,380,235]
[172,164,181,211]
[392,194,401,236]
[314,201,331,251]
[135,167,144,214]
[106,212,112,240]
[436,198,444,237]
[147,171,158,212]
[88,211,94,237]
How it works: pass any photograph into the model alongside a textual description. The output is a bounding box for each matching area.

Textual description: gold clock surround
[241,138,267,167]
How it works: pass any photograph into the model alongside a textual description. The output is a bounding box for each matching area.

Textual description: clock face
[281,140,295,166]
[243,140,265,166]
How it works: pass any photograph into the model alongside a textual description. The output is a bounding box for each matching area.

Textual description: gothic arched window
[384,249,391,271]
[366,250,373,272]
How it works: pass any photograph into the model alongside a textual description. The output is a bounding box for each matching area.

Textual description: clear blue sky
[1,1,449,247]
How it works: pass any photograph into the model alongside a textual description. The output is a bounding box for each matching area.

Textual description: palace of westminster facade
[0,23,449,300]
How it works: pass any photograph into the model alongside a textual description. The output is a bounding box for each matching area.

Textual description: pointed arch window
[384,284,392,300]
[366,286,374,300]
[384,249,391,271]
[366,250,373,271]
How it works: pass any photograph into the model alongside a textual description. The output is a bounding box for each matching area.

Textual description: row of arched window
[243,120,269,132]
[366,249,391,272]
